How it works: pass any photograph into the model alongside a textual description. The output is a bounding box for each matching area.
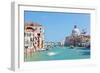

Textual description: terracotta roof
[26,27,36,32]
[25,22,42,26]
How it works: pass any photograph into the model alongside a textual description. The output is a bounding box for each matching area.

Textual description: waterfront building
[64,25,90,47]
[24,22,44,54]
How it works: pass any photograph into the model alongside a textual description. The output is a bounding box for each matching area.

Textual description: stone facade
[64,25,90,48]
[24,22,44,54]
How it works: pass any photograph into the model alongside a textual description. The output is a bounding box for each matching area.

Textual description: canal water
[24,46,90,62]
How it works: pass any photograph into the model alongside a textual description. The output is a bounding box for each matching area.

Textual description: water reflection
[81,51,90,55]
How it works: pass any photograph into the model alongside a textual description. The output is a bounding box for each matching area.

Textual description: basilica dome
[72,25,81,36]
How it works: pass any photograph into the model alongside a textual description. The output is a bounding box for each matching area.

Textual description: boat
[69,45,74,49]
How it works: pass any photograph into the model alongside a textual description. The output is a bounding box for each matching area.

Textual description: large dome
[72,25,80,36]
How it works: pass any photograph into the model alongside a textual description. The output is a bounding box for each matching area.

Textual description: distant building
[24,22,44,53]
[64,25,90,47]
[72,25,81,36]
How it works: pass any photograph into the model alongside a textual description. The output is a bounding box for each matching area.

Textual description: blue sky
[24,11,90,42]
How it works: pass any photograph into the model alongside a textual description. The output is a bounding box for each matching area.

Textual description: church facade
[64,25,90,47]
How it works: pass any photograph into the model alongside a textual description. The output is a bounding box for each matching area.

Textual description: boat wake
[47,52,57,56]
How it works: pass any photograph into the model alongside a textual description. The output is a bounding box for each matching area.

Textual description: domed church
[72,25,81,36]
